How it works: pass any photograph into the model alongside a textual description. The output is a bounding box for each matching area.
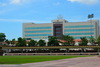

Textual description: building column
[0,47,3,56]
[0,47,2,52]
[98,48,100,55]
[66,48,69,53]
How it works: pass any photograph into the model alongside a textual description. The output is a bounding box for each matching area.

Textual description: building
[22,17,99,41]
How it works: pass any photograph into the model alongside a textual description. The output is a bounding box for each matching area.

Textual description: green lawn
[0,56,90,64]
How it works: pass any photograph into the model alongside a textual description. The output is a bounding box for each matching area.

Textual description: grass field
[0,56,90,64]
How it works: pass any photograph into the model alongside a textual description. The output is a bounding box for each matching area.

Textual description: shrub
[63,53,66,55]
[33,54,35,55]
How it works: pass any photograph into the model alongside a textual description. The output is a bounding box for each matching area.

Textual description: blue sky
[0,0,100,40]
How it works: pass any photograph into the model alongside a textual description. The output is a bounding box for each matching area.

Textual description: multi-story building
[22,18,99,41]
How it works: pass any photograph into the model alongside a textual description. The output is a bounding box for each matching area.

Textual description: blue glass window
[56,28,61,30]
[65,25,94,28]
[31,37,48,39]
[25,34,51,37]
[56,32,61,33]
[74,36,94,39]
[56,35,61,37]
[25,30,51,33]
[25,27,51,29]
[65,29,94,32]
[65,33,94,35]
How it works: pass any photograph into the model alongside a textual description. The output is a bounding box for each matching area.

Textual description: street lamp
[88,14,94,45]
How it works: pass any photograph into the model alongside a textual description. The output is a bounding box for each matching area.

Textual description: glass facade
[25,34,51,37]
[25,27,51,29]
[25,30,51,33]
[65,25,94,28]
[65,33,94,35]
[65,29,94,32]
[31,37,48,39]
[26,37,48,40]
[74,36,94,39]
[55,28,61,30]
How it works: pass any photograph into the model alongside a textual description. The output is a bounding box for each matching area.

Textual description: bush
[48,53,50,55]
[97,53,99,55]
[63,53,66,55]
[80,53,82,55]
[33,54,35,55]
[18,53,21,55]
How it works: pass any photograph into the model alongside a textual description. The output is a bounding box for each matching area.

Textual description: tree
[5,39,10,45]
[97,35,100,45]
[11,39,16,46]
[48,36,59,46]
[37,39,46,46]
[0,33,6,42]
[16,37,26,46]
[28,39,37,46]
[88,36,96,45]
[61,35,75,46]
[79,37,88,46]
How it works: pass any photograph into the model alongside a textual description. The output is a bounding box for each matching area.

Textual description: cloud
[67,0,99,5]
[54,2,60,5]
[9,0,31,5]
[10,0,21,4]
[0,19,50,23]
[0,2,7,6]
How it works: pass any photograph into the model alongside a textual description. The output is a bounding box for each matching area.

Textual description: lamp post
[88,14,94,45]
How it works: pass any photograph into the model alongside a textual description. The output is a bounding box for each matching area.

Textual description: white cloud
[54,2,60,5]
[67,0,99,5]
[0,2,7,6]
[0,19,50,23]
[10,0,21,4]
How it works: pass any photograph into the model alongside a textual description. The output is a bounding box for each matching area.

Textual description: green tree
[97,35,100,45]
[5,39,10,45]
[28,39,37,46]
[16,37,26,46]
[11,39,16,46]
[0,33,6,42]
[79,37,88,46]
[38,39,46,46]
[88,36,96,45]
[48,36,59,46]
[61,35,75,46]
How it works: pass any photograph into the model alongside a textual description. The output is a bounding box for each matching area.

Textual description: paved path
[0,56,100,67]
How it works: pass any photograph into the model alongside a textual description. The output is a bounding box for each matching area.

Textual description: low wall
[3,53,99,56]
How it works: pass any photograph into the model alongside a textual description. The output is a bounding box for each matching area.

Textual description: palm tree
[79,37,88,46]
[11,39,16,46]
[28,39,37,46]
[37,39,46,46]
[16,37,26,46]
[97,35,100,45]
[5,39,10,46]
[61,35,75,46]
[48,36,59,46]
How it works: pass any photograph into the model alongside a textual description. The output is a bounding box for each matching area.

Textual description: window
[56,35,61,37]
[56,32,61,33]
[55,28,61,30]
[74,36,94,39]
[65,25,94,28]
[25,27,51,29]
[65,29,94,32]
[25,34,51,37]
[65,33,94,35]
[25,30,51,33]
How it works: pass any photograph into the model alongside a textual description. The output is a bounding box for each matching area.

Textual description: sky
[0,0,100,40]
